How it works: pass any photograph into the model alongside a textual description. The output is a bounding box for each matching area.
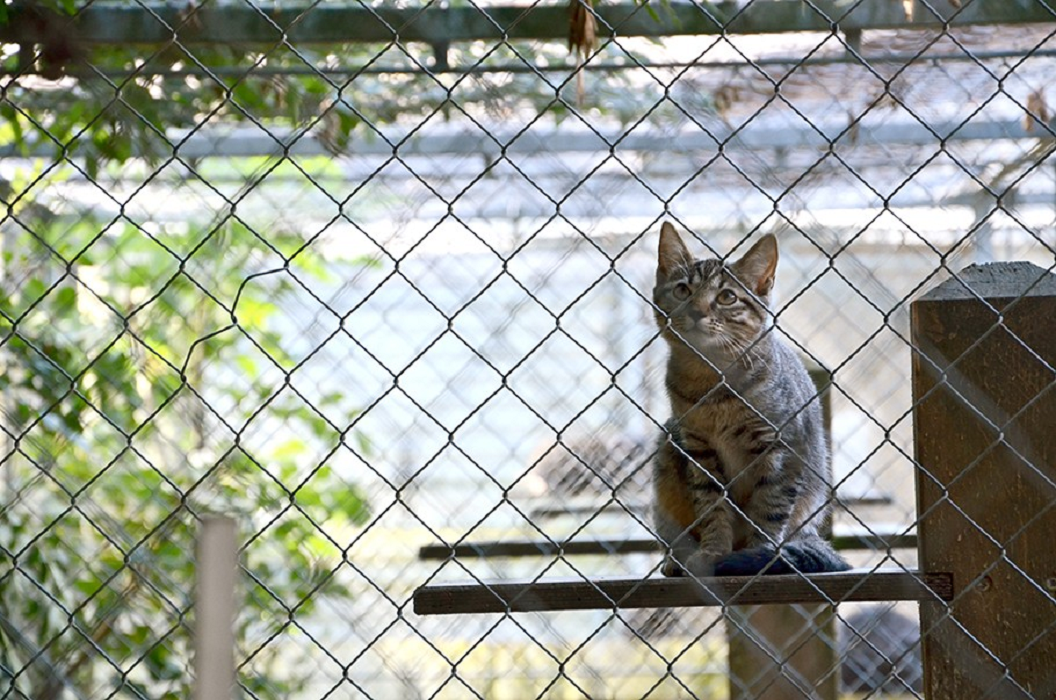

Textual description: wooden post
[726,364,838,700]
[912,262,1056,700]
[195,516,238,700]
[727,604,839,700]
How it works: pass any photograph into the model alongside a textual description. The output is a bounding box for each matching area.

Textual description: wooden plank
[832,531,916,550]
[529,502,649,519]
[418,538,658,560]
[527,494,889,520]
[727,604,840,700]
[912,262,1056,700]
[3,1,1053,46]
[417,531,916,560]
[413,569,953,615]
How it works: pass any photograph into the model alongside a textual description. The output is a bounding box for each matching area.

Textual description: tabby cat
[650,221,849,577]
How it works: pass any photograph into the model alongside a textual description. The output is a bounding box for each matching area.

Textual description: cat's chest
[676,399,774,490]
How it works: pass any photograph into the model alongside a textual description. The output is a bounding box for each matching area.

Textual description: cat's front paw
[660,556,685,577]
[660,551,722,577]
[683,550,719,578]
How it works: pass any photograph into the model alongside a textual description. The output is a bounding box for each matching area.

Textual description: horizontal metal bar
[413,569,954,614]
[5,48,1053,80]
[418,532,918,560]
[3,1,1053,46]
[3,118,1045,162]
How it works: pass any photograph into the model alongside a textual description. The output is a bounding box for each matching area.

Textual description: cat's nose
[687,307,708,323]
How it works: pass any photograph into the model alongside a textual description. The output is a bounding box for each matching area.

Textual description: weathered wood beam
[529,494,892,519]
[417,531,917,560]
[2,1,1053,46]
[419,538,655,560]
[413,569,953,614]
[912,262,1056,699]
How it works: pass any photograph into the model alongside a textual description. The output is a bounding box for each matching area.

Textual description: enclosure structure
[1,1,1055,698]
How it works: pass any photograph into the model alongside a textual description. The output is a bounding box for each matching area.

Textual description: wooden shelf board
[413,569,952,615]
[418,532,917,560]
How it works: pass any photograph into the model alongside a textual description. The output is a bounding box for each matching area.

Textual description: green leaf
[235,354,258,376]
[355,430,372,456]
[145,645,183,680]
[273,438,307,461]
[332,484,370,525]
[0,102,23,148]
[0,210,372,697]
[22,277,48,305]
[54,286,77,313]
[319,392,343,407]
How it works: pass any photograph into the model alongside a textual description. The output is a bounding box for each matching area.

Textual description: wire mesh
[1,1,1055,698]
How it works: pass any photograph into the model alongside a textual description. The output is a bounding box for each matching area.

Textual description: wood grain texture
[912,262,1056,700]
[413,569,952,615]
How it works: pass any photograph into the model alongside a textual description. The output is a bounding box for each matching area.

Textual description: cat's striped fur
[651,222,849,577]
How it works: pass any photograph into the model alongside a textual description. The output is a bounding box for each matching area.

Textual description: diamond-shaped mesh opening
[5,3,1056,699]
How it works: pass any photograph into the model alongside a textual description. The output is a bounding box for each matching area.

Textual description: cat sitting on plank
[650,221,849,577]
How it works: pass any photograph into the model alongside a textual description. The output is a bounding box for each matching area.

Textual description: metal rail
[3,1,1053,46]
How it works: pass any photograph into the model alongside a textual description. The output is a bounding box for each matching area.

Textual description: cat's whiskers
[717,327,755,371]
[739,342,755,371]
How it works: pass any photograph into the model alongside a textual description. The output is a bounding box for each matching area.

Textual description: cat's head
[652,221,777,359]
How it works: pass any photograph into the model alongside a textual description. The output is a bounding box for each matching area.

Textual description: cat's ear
[732,234,778,296]
[657,222,694,279]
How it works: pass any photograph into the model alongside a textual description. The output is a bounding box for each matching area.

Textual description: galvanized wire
[1,0,1055,698]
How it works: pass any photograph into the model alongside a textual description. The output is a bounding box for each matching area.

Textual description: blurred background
[1,1,1054,697]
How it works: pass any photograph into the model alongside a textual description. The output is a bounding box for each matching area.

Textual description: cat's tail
[713,537,851,576]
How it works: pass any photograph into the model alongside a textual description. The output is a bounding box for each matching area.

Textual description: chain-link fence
[2,1,1055,698]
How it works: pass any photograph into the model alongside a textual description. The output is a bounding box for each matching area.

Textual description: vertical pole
[727,604,839,700]
[973,193,995,265]
[195,516,238,700]
[912,262,1056,699]
[0,224,14,499]
[726,364,838,700]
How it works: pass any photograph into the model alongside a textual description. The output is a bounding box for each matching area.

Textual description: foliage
[0,208,372,698]
[0,1,711,174]
[0,0,77,25]
[0,4,712,696]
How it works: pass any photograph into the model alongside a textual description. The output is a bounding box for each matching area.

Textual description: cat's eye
[672,283,692,301]
[716,289,738,305]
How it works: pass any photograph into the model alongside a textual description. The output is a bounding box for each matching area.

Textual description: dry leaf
[1025,89,1050,133]
[178,0,203,31]
[713,84,741,120]
[569,0,597,59]
[569,0,596,106]
[847,110,861,145]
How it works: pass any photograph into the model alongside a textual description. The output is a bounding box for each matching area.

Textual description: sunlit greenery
[0,210,371,697]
